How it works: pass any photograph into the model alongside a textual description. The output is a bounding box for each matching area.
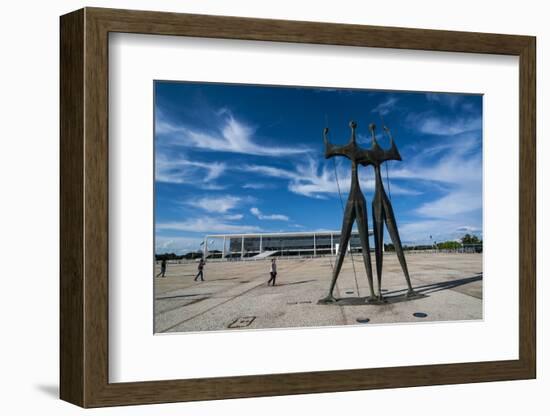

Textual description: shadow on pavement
[276,279,317,287]
[329,273,482,306]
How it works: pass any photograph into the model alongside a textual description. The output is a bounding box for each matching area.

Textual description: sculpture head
[349,120,357,144]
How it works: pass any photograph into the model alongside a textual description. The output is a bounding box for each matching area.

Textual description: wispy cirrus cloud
[155,151,226,188]
[425,92,463,109]
[157,218,262,234]
[242,182,274,190]
[242,159,339,198]
[222,213,244,221]
[407,107,482,136]
[190,195,242,214]
[414,189,481,218]
[250,207,289,221]
[392,131,482,221]
[417,116,481,136]
[425,92,481,114]
[398,220,481,245]
[392,134,481,184]
[156,109,310,157]
[243,157,420,199]
[455,225,481,234]
[371,96,398,116]
[155,236,203,254]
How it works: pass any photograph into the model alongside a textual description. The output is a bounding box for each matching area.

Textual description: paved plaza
[154,253,482,333]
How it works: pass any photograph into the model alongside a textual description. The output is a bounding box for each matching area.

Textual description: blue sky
[154,81,482,255]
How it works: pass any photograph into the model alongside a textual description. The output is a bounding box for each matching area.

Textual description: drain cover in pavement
[413,312,428,318]
[356,318,370,323]
[345,291,354,294]
[228,316,256,328]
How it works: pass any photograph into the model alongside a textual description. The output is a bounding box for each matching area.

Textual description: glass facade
[227,232,366,258]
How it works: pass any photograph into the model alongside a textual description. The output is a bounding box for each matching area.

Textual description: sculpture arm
[381,126,402,162]
[368,124,402,163]
[323,128,349,159]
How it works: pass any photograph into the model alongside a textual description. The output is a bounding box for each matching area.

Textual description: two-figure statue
[319,121,417,304]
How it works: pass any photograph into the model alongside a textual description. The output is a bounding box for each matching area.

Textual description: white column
[203,236,208,258]
[222,236,226,258]
[313,233,316,256]
[331,233,334,255]
[259,235,263,253]
[241,235,245,259]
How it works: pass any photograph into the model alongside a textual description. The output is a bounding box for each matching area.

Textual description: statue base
[317,295,338,305]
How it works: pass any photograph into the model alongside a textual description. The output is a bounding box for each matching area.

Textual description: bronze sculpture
[368,123,417,300]
[319,121,417,304]
[318,121,377,303]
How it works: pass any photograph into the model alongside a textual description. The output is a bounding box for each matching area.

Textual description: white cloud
[155,152,226,186]
[192,195,242,214]
[412,114,482,136]
[250,207,289,221]
[156,110,310,157]
[222,213,244,220]
[398,219,482,245]
[157,218,262,234]
[357,133,370,144]
[155,236,203,254]
[455,225,481,233]
[242,182,273,190]
[414,189,481,218]
[425,93,463,108]
[155,235,234,254]
[391,132,482,220]
[243,157,419,199]
[392,136,482,185]
[242,164,297,180]
[371,97,398,116]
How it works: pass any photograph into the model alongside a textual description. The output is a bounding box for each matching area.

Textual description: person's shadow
[332,273,482,305]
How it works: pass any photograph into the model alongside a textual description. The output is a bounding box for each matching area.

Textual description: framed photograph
[60,7,536,408]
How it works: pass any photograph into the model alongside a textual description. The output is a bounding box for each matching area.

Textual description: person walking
[156,259,167,278]
[194,258,205,282]
[267,258,277,286]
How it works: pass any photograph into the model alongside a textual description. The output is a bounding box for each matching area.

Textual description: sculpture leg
[372,190,385,300]
[354,197,376,300]
[319,198,355,304]
[381,192,417,296]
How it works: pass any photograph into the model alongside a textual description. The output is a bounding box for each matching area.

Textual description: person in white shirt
[267,258,277,286]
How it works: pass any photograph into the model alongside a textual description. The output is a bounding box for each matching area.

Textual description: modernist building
[203,230,374,259]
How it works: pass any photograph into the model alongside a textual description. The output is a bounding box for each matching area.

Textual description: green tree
[437,241,461,250]
[461,234,481,245]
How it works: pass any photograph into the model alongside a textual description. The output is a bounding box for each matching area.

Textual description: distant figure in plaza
[268,258,277,286]
[194,258,205,282]
[318,121,377,304]
[156,259,167,278]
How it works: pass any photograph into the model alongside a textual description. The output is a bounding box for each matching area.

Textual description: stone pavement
[154,253,482,333]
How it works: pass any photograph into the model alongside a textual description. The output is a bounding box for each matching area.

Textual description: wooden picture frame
[60,7,536,408]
